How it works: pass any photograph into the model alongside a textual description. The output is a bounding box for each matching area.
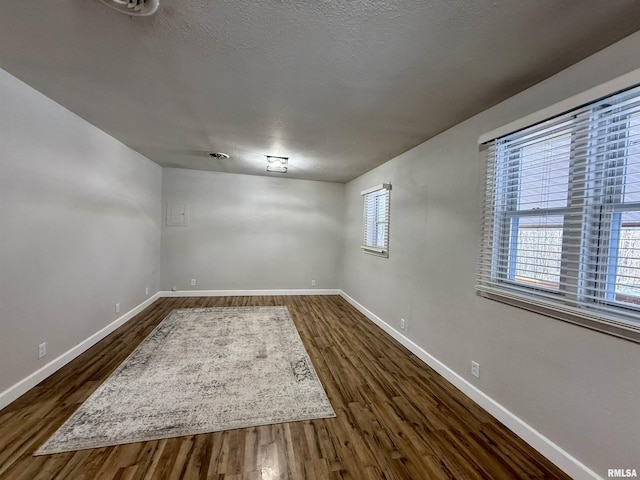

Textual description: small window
[361,183,391,257]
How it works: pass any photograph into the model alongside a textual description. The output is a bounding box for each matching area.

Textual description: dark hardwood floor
[0,295,570,479]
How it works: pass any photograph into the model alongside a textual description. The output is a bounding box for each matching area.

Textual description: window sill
[476,285,640,344]
[361,246,388,258]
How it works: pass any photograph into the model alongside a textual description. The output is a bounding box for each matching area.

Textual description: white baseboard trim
[159,289,341,297]
[0,293,161,411]
[339,290,601,480]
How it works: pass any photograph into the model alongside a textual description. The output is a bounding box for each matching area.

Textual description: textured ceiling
[2,1,640,183]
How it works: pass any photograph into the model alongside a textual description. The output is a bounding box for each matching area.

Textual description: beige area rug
[36,306,335,455]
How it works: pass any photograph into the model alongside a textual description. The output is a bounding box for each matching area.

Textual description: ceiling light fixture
[209,152,230,160]
[266,156,288,173]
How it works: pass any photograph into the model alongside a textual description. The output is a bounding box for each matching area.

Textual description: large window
[361,183,391,257]
[478,85,640,341]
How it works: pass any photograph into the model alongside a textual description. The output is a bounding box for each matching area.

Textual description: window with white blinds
[478,84,640,342]
[361,183,391,257]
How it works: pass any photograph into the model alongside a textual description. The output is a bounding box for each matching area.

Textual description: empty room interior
[2,1,640,479]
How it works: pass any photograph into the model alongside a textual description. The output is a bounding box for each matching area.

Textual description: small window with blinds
[478,85,640,342]
[361,183,391,257]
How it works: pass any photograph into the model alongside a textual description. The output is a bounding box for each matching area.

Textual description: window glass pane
[363,188,389,250]
[518,127,572,210]
[376,193,387,221]
[622,113,640,203]
[612,211,640,305]
[374,192,388,247]
[509,215,563,289]
[375,223,387,247]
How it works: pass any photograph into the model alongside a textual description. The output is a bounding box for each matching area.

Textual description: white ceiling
[2,1,640,183]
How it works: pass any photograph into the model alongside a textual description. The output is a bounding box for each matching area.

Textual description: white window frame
[361,183,391,257]
[478,71,640,344]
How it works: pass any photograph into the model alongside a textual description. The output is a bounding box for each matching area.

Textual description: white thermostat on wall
[166,203,189,227]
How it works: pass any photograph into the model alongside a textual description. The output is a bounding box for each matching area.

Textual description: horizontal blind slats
[362,184,391,256]
[478,84,640,337]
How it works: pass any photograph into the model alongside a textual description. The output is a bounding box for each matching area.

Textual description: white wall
[161,168,343,291]
[0,68,162,396]
[341,33,640,478]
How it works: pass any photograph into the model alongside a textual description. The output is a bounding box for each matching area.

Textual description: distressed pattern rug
[36,306,335,455]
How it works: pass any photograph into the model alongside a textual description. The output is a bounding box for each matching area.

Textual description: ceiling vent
[98,0,160,17]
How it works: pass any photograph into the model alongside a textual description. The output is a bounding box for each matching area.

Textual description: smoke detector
[209,152,230,160]
[98,0,160,17]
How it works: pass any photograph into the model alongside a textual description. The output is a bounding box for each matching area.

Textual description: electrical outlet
[311,279,316,287]
[145,286,149,296]
[400,318,406,330]
[471,361,480,378]
[38,342,47,359]
[115,303,120,314]
[191,278,197,286]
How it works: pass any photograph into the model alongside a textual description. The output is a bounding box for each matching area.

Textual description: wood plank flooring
[0,296,570,479]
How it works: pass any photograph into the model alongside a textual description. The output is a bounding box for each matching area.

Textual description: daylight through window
[478,85,640,341]
[361,183,391,257]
